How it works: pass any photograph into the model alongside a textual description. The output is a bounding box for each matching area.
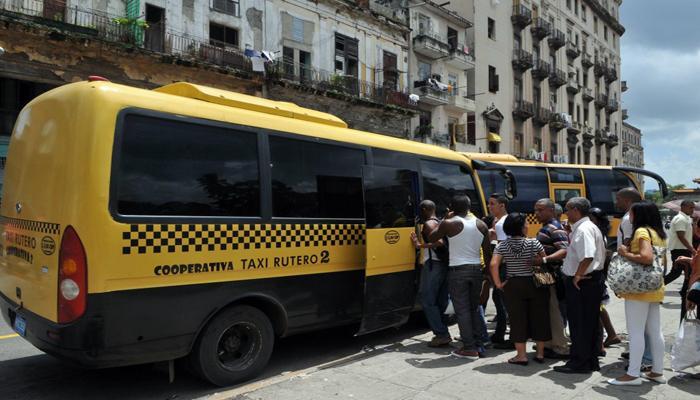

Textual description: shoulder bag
[606,228,665,294]
[530,239,555,288]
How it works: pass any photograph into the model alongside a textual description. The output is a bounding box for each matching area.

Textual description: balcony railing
[531,17,551,40]
[512,48,534,71]
[595,128,609,145]
[446,44,475,69]
[0,0,256,73]
[413,79,449,105]
[511,4,532,29]
[606,98,619,112]
[622,109,629,120]
[566,41,580,58]
[369,1,408,25]
[605,66,618,83]
[595,93,608,108]
[606,134,619,148]
[413,31,451,59]
[621,80,628,92]
[531,59,550,80]
[533,107,552,126]
[548,67,566,87]
[582,125,594,140]
[550,113,567,130]
[548,29,566,50]
[594,61,607,77]
[268,61,417,110]
[567,120,581,133]
[513,99,534,120]
[566,79,580,94]
[582,87,594,102]
[581,52,594,69]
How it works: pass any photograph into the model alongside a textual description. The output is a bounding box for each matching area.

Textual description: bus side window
[270,136,365,219]
[583,169,636,217]
[421,160,481,218]
[504,166,549,214]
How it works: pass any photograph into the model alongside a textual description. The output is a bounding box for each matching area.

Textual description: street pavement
[0,281,698,400]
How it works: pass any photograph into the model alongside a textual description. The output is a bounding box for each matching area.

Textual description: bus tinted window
[270,136,364,219]
[477,169,506,202]
[584,169,636,216]
[421,160,481,218]
[372,148,419,170]
[506,166,549,213]
[116,114,260,217]
[548,168,583,183]
[364,167,418,228]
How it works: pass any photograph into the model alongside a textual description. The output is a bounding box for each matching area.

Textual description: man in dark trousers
[428,194,492,359]
[554,197,606,374]
[411,200,450,347]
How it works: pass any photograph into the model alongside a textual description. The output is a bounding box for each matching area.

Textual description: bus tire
[190,305,274,387]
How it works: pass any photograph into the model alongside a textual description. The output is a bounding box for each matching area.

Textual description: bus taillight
[58,226,87,324]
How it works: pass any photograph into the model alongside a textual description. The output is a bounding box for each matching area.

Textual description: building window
[211,0,240,17]
[447,27,458,50]
[514,132,524,157]
[488,17,496,39]
[283,46,312,81]
[489,66,499,92]
[581,5,586,21]
[594,16,598,35]
[574,0,579,15]
[604,26,608,41]
[335,33,359,77]
[209,22,239,48]
[566,0,571,10]
[418,60,432,81]
[467,114,476,145]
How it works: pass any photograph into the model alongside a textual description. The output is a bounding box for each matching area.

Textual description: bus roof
[57,81,472,166]
[460,152,614,170]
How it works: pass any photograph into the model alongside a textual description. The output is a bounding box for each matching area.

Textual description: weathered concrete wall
[267,83,412,138]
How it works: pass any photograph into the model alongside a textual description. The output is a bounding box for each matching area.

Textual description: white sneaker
[642,372,667,384]
[607,377,644,386]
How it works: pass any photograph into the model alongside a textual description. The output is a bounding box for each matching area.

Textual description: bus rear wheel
[190,305,274,386]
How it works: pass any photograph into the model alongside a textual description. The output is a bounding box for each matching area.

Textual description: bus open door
[357,165,419,335]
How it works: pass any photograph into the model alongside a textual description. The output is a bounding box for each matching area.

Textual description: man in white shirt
[554,197,606,374]
[665,200,697,322]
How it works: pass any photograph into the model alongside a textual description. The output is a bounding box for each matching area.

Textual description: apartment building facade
[407,0,475,149]
[621,120,644,185]
[462,0,623,165]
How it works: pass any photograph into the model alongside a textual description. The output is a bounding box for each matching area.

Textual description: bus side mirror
[503,169,517,200]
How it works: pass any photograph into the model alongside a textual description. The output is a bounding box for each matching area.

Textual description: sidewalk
[205,280,699,400]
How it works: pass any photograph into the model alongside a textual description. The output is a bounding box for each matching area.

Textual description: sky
[620,0,700,190]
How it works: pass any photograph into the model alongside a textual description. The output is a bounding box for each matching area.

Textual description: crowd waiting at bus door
[411,188,700,387]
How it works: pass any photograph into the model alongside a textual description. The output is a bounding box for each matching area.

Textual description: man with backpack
[411,200,451,347]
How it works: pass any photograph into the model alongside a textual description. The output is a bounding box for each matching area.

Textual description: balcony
[413,31,451,59]
[622,109,629,120]
[606,134,619,148]
[605,66,618,83]
[511,4,532,29]
[446,91,475,112]
[582,126,595,140]
[594,61,607,77]
[512,49,534,71]
[581,52,594,69]
[413,80,449,105]
[567,120,582,134]
[566,79,580,94]
[581,87,594,102]
[446,45,475,70]
[550,113,568,130]
[595,93,608,109]
[548,29,566,50]
[269,61,417,110]
[513,99,535,120]
[606,98,619,112]
[369,1,408,25]
[533,107,552,126]
[531,17,551,40]
[595,129,609,145]
[621,80,628,92]
[531,59,550,80]
[566,41,580,59]
[548,67,566,87]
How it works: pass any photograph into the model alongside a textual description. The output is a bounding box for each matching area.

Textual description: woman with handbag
[490,213,551,365]
[608,201,668,386]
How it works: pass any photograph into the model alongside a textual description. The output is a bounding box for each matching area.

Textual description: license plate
[13,315,26,337]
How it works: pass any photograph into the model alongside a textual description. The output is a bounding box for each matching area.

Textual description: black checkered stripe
[525,213,539,225]
[122,223,366,254]
[0,216,61,235]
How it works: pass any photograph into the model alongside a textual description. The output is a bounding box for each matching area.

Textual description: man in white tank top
[428,194,492,359]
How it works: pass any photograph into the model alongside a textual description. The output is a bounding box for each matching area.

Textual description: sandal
[508,358,529,366]
[604,336,622,347]
[534,356,545,364]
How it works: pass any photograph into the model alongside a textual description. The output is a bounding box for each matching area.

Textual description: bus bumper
[0,291,190,368]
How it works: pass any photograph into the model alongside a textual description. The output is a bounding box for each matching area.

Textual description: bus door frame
[548,168,587,212]
[357,165,420,336]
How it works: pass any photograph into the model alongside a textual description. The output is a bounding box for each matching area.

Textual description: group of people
[411,188,700,386]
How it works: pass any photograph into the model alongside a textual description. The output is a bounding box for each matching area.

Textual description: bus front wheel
[190,305,274,386]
